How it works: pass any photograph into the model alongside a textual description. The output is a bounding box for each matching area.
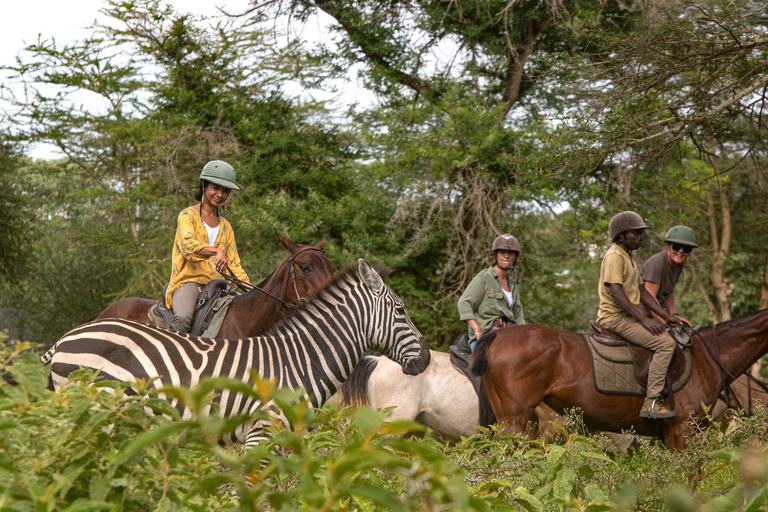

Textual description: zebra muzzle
[402,337,431,376]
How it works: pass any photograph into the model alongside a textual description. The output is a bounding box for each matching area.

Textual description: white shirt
[502,288,513,307]
[203,221,219,246]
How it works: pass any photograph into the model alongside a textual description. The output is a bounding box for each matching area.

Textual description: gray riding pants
[171,282,201,333]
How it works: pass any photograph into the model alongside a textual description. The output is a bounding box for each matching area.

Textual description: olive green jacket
[457,267,525,341]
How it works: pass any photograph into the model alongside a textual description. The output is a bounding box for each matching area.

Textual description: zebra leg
[243,401,291,450]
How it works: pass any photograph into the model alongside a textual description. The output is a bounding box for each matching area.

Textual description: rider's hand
[640,316,665,336]
[666,315,684,327]
[214,249,228,272]
[671,314,692,327]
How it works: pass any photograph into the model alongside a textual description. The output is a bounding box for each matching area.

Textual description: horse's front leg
[485,385,540,438]
[662,419,691,450]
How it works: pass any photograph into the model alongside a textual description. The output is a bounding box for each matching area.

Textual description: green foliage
[7,333,768,510]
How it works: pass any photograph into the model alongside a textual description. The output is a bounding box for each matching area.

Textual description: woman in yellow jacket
[165,160,251,333]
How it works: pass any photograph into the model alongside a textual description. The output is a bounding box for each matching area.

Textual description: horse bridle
[693,326,768,414]
[282,246,327,303]
[219,245,327,306]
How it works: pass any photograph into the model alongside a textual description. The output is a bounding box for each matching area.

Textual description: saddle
[149,280,235,337]
[587,321,691,393]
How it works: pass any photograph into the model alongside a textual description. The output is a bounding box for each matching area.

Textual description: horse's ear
[316,238,327,251]
[276,233,299,253]
[358,259,384,295]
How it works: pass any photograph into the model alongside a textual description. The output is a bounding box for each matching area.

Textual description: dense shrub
[4,334,768,511]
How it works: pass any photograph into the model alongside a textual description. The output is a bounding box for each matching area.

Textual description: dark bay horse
[95,235,335,338]
[471,309,768,449]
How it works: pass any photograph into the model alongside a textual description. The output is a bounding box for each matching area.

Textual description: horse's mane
[697,309,768,332]
[469,330,498,377]
[339,355,379,407]
[266,262,392,334]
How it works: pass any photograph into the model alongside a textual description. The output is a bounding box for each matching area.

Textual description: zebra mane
[268,262,392,331]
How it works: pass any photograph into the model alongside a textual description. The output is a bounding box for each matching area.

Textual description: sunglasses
[670,243,693,254]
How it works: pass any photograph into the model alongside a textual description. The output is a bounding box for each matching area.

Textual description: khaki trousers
[171,282,201,333]
[601,315,676,399]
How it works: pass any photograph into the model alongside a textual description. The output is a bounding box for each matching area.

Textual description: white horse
[340,350,483,439]
[339,349,575,441]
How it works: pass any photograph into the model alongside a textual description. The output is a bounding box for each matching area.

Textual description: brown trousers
[602,315,676,399]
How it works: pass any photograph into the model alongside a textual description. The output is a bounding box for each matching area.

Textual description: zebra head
[357,259,431,376]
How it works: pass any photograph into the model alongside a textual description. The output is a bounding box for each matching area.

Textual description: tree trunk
[707,179,732,322]
[760,250,768,310]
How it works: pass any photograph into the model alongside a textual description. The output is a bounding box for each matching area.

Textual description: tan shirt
[165,206,249,308]
[597,244,642,324]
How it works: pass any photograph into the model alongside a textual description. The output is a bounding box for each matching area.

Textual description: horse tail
[470,330,497,376]
[478,383,497,427]
[340,355,380,407]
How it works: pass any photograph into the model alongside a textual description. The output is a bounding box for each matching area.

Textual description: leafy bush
[5,333,768,511]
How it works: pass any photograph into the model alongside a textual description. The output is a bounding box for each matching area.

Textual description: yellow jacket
[165,206,250,308]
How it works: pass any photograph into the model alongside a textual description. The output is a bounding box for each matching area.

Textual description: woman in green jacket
[458,234,525,351]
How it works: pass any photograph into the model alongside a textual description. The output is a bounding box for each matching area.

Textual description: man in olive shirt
[641,225,698,327]
[597,212,683,419]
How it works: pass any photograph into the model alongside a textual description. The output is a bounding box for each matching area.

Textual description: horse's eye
[301,264,311,272]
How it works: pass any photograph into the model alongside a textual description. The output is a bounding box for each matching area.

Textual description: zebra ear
[358,258,384,295]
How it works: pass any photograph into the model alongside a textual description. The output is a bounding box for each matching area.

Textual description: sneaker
[639,397,677,419]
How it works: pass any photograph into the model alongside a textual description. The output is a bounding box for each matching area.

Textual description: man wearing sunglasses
[641,226,698,328]
[597,212,684,420]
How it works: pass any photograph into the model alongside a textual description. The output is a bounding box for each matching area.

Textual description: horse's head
[357,259,430,376]
[276,234,336,304]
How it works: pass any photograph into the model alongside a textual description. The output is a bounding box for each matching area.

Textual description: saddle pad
[584,334,693,396]
[200,294,235,338]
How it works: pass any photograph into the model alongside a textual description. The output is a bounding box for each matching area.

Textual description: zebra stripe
[47,259,430,446]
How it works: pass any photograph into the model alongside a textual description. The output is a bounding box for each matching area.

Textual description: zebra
[45,259,431,447]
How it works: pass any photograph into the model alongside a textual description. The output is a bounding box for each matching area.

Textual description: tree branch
[312,0,440,104]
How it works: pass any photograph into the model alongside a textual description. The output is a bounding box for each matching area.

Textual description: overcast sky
[0,0,255,158]
[1,0,372,159]
[1,0,257,67]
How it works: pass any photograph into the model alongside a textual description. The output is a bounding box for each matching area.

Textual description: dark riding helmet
[492,234,521,254]
[608,211,650,242]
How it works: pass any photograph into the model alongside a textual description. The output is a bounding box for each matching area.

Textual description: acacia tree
[236,0,647,342]
[541,0,768,325]
[0,0,357,339]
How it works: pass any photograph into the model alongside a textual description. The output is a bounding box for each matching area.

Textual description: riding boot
[639,397,677,419]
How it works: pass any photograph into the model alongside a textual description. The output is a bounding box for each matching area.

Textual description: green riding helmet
[664,225,698,248]
[199,160,240,190]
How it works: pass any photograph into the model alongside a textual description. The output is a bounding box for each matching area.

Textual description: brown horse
[95,235,335,338]
[471,309,768,449]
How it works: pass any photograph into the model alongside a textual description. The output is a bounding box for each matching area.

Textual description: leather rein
[693,325,768,414]
[218,245,326,307]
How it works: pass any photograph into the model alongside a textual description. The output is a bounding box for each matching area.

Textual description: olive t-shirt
[597,244,643,324]
[640,251,682,309]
